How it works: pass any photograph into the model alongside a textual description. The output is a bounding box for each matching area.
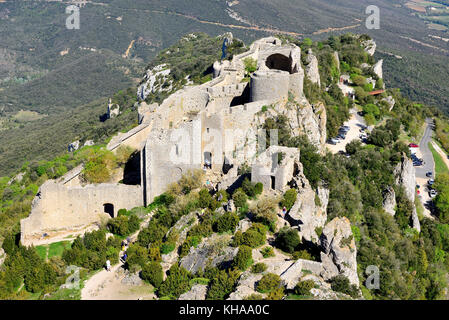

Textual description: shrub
[292,250,312,261]
[160,242,176,255]
[117,209,128,216]
[280,189,297,211]
[276,227,301,253]
[244,293,264,300]
[233,245,253,271]
[215,212,239,233]
[251,263,267,274]
[242,178,256,197]
[254,183,263,195]
[241,228,266,248]
[266,287,285,300]
[233,189,248,208]
[243,57,257,74]
[251,197,278,227]
[257,273,282,293]
[128,215,140,234]
[141,262,164,288]
[260,246,275,258]
[232,230,243,247]
[294,279,315,296]
[206,268,240,300]
[126,244,148,268]
[330,275,359,298]
[158,265,191,299]
[198,189,213,208]
[107,215,129,236]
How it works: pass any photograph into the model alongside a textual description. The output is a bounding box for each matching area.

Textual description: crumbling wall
[21,181,143,246]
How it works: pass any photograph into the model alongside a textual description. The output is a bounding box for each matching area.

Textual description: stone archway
[265,54,293,73]
[103,203,114,218]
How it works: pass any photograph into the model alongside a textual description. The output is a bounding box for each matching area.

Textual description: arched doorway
[265,54,292,73]
[204,152,212,169]
[104,203,114,218]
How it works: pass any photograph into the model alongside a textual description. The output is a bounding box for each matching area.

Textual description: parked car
[428,179,435,186]
[328,139,337,145]
[430,190,437,198]
[426,172,433,178]
[409,143,419,148]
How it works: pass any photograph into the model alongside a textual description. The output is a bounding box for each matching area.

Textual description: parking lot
[326,109,367,154]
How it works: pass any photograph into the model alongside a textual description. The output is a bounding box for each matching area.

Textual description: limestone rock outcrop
[228,272,263,300]
[362,39,377,56]
[179,284,208,300]
[180,234,237,274]
[373,59,383,80]
[161,212,199,270]
[319,217,359,286]
[305,50,321,87]
[288,171,327,243]
[382,187,396,216]
[394,154,420,232]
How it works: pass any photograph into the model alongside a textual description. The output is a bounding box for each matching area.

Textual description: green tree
[233,245,253,271]
[141,262,164,288]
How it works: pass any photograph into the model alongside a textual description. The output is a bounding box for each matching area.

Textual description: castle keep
[21,36,326,246]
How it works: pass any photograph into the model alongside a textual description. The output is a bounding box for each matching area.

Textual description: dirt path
[81,214,154,300]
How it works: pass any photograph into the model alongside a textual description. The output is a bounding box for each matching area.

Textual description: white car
[430,190,437,198]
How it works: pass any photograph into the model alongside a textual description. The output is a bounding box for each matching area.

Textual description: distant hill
[1,0,449,174]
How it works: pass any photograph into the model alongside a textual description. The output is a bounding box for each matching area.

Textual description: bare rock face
[382,187,396,216]
[394,154,420,232]
[373,59,383,80]
[295,103,327,153]
[382,96,395,111]
[179,284,208,300]
[333,51,340,72]
[305,49,321,87]
[288,173,327,243]
[228,272,263,300]
[122,272,143,286]
[362,39,377,56]
[319,217,359,287]
[280,259,303,290]
[161,212,199,271]
[180,234,237,274]
[394,154,416,204]
[0,248,5,267]
[237,218,252,233]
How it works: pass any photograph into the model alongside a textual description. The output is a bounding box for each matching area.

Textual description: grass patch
[48,241,72,258]
[428,142,449,177]
[35,245,48,260]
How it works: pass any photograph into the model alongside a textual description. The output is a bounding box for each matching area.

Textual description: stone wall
[21,181,143,246]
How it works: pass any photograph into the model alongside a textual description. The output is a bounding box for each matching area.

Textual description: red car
[409,143,419,148]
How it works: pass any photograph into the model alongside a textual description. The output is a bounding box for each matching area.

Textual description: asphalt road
[415,118,436,179]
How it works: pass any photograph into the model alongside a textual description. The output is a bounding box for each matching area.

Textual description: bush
[265,287,285,300]
[294,279,315,295]
[251,197,278,228]
[198,189,213,208]
[257,273,282,293]
[206,269,240,300]
[292,250,312,261]
[242,178,256,197]
[233,189,248,208]
[160,242,176,255]
[141,262,164,288]
[241,227,266,248]
[330,275,359,298]
[276,227,301,253]
[254,183,263,195]
[251,263,267,274]
[158,265,191,299]
[215,212,239,233]
[280,189,297,211]
[233,245,253,271]
[126,244,148,268]
[107,215,129,236]
[260,246,275,258]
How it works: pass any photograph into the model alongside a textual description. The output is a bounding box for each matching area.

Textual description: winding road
[416,118,435,179]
